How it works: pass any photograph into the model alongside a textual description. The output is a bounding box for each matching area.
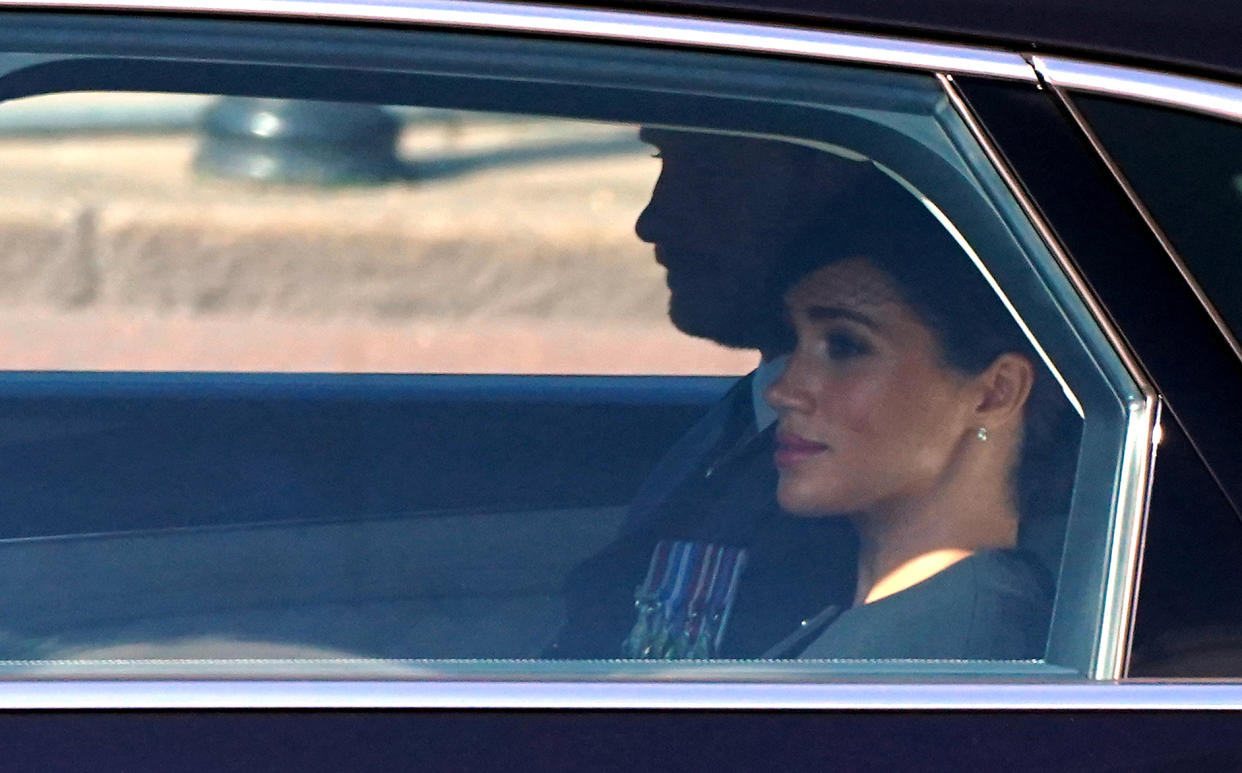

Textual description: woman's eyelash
[825,331,871,359]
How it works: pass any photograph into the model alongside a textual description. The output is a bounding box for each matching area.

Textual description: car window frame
[1033,56,1242,369]
[1020,57,1242,681]
[0,0,1171,707]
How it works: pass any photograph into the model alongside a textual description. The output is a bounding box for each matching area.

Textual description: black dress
[795,549,1053,660]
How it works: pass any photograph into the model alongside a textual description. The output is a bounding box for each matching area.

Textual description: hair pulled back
[769,168,1080,528]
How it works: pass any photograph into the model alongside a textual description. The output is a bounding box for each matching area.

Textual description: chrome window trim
[938,74,1159,680]
[1105,398,1161,678]
[0,680,1240,709]
[1034,59,1242,367]
[1034,56,1242,124]
[0,0,1037,80]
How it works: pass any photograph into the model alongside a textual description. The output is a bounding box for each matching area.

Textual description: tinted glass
[1071,95,1242,676]
[1073,96,1242,343]
[1130,420,1242,677]
[0,31,1140,680]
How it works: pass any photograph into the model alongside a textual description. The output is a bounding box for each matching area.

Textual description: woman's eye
[825,331,869,360]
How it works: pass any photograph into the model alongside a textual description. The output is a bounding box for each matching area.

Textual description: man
[545,129,864,659]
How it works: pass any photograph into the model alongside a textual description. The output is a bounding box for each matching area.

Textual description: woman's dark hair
[770,168,1081,535]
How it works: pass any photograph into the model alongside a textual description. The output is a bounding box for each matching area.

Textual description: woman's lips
[774,431,829,468]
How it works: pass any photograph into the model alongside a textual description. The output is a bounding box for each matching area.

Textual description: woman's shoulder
[965,548,1056,604]
[797,549,1053,661]
[957,549,1055,652]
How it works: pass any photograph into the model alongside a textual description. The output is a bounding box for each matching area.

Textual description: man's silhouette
[546,129,863,658]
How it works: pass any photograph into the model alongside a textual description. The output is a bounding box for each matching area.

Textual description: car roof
[556,0,1242,83]
[1,0,1238,84]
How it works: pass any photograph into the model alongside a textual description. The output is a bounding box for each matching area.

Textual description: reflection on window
[1073,95,1242,344]
[0,50,1139,682]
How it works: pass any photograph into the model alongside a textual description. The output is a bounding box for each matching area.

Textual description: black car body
[0,0,1239,768]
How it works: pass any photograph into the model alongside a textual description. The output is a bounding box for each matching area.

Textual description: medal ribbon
[622,540,748,659]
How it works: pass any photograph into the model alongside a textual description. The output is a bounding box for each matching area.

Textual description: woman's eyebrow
[804,304,881,330]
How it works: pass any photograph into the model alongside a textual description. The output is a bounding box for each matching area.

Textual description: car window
[0,22,1145,681]
[1129,418,1242,677]
[1067,94,1242,677]
[1069,96,1242,349]
[0,93,748,376]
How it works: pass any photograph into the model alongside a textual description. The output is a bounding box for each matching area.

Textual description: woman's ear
[972,353,1035,429]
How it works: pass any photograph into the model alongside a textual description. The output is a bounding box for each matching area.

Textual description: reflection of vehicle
[1,0,1242,767]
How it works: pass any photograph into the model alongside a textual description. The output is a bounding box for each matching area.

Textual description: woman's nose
[764,356,814,414]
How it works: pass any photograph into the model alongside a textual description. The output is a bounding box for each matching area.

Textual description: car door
[0,2,1238,769]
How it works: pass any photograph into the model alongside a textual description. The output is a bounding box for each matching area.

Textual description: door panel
[0,374,726,659]
[0,374,727,538]
[5,709,1242,771]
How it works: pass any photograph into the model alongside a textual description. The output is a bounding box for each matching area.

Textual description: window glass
[1070,95,1242,677]
[1129,420,1242,677]
[0,32,1142,681]
[0,93,748,375]
[1072,96,1242,343]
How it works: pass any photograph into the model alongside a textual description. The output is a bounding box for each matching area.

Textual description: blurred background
[0,92,753,375]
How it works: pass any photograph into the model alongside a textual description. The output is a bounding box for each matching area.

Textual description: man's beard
[667,294,770,351]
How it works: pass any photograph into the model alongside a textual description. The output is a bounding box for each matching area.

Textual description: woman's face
[765,258,983,516]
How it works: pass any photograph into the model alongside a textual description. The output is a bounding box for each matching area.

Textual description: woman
[762,172,1076,660]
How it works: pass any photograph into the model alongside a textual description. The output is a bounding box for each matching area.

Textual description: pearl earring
[976,427,989,441]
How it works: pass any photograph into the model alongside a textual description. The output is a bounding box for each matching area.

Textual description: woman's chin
[777,479,846,516]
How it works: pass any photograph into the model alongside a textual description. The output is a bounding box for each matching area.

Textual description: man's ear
[972,353,1035,430]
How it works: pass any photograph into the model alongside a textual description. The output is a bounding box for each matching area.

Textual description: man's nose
[634,177,669,245]
[634,198,659,245]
